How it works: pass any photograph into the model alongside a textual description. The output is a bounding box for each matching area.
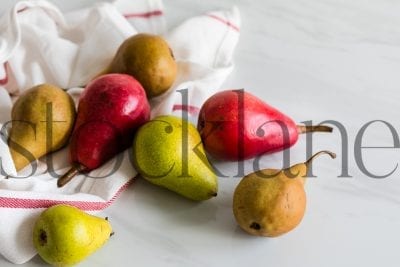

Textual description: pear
[198,90,333,161]
[8,84,76,171]
[132,115,218,201]
[33,204,113,266]
[233,151,336,237]
[105,33,177,98]
[57,74,150,187]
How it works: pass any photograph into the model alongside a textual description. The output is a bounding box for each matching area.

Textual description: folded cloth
[0,0,240,264]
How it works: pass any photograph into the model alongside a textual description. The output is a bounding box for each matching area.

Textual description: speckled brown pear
[8,84,76,171]
[233,151,336,237]
[105,33,177,98]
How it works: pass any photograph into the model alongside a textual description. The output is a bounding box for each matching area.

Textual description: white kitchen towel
[0,0,240,264]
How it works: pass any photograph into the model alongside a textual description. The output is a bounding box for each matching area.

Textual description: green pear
[33,204,113,266]
[233,151,336,237]
[8,84,76,171]
[132,115,218,201]
[105,33,177,98]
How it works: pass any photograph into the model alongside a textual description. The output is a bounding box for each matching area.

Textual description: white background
[1,0,400,266]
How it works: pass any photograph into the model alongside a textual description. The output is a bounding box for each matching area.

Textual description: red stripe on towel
[0,62,9,85]
[0,178,134,211]
[124,10,163,19]
[172,104,200,115]
[207,14,240,32]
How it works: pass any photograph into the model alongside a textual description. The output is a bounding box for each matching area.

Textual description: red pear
[197,90,332,161]
[58,74,150,187]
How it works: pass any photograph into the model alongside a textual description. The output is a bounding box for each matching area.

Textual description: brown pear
[233,151,336,237]
[8,84,76,171]
[105,33,177,98]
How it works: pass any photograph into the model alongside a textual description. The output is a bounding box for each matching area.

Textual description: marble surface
[1,0,400,266]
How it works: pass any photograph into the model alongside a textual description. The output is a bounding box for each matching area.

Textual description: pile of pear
[5,31,338,267]
[6,33,184,266]
[8,33,178,174]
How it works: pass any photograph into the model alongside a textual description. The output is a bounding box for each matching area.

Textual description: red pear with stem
[58,74,150,187]
[197,90,332,161]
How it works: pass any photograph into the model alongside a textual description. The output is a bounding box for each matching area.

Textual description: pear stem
[297,125,333,134]
[57,163,86,188]
[305,150,336,167]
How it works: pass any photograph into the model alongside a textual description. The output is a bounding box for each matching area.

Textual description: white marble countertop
[1,0,400,266]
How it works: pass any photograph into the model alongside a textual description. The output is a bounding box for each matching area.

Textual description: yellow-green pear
[132,115,218,201]
[8,84,76,171]
[33,204,113,266]
[105,33,177,98]
[233,151,336,237]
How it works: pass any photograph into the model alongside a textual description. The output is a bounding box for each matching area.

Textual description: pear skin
[106,33,177,98]
[233,151,336,237]
[132,115,218,201]
[8,84,76,171]
[33,204,112,267]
